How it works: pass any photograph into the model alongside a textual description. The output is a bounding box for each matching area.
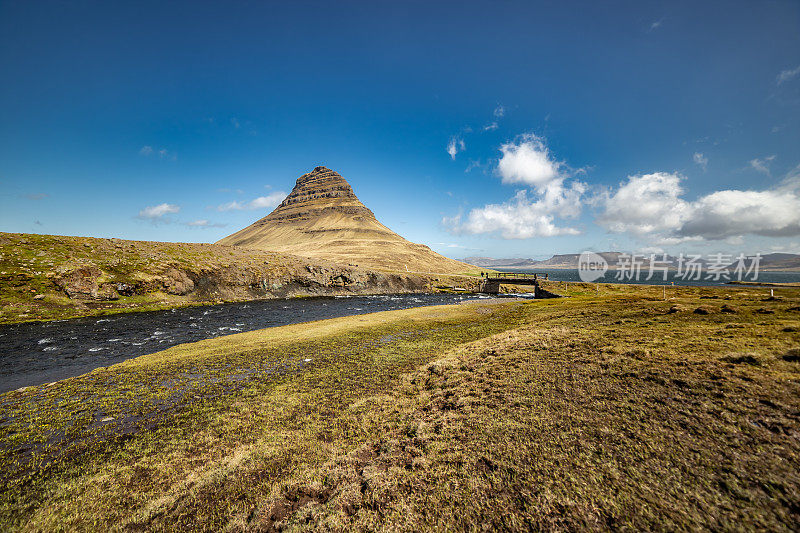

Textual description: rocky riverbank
[0,232,481,324]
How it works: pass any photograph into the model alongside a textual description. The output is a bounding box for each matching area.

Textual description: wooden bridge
[478,272,559,298]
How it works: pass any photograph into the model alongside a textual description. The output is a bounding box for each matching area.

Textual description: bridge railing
[485,272,549,280]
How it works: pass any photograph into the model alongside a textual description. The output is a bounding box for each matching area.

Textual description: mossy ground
[0,232,480,325]
[0,232,297,325]
[1,283,799,531]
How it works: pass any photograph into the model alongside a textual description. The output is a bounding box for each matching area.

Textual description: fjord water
[496,268,800,286]
[0,293,492,393]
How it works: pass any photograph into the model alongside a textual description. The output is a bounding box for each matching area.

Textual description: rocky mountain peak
[217,166,474,274]
[270,166,372,219]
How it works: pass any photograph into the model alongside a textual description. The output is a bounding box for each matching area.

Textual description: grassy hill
[2,282,799,530]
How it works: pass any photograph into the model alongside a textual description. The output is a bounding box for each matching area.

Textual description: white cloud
[768,241,800,253]
[138,203,180,221]
[216,191,286,211]
[693,152,708,172]
[679,180,800,239]
[217,201,246,211]
[749,155,775,175]
[597,173,690,235]
[445,182,585,239]
[465,159,484,173]
[496,134,562,188]
[248,193,286,209]
[777,65,800,85]
[447,136,466,160]
[597,167,800,241]
[650,19,662,30]
[482,105,505,131]
[186,219,227,228]
[140,145,175,160]
[445,133,587,239]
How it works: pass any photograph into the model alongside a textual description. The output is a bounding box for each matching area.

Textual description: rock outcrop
[54,267,118,300]
[50,262,441,302]
[217,166,475,274]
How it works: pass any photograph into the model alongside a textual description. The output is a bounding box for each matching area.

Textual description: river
[0,293,494,393]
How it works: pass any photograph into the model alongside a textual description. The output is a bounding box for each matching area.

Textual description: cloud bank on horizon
[442,99,800,255]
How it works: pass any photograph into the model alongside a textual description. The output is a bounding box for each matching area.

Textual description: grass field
[1,283,799,530]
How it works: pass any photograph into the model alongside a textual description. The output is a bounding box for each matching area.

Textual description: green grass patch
[1,284,799,530]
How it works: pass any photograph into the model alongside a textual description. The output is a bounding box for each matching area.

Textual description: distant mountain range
[465,252,800,271]
[466,253,628,269]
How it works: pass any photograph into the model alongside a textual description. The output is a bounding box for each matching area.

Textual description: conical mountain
[217,166,475,274]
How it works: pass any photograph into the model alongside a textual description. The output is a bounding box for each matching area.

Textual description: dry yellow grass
[1,283,799,530]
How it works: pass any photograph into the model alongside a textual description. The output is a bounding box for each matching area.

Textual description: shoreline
[727,280,800,287]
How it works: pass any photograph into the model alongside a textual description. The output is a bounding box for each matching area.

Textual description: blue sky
[1,1,799,260]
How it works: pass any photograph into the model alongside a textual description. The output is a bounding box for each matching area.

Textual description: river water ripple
[0,293,495,393]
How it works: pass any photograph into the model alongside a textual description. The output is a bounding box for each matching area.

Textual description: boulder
[115,283,135,296]
[694,305,715,315]
[96,284,119,301]
[331,273,351,287]
[54,266,102,299]
[161,268,195,295]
